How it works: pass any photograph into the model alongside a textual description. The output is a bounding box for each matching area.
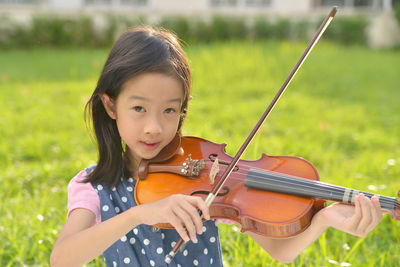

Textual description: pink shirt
[67,170,101,225]
[67,169,233,226]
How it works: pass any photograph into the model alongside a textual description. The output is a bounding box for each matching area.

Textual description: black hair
[84,27,191,188]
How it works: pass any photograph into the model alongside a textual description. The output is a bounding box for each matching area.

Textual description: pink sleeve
[67,170,101,225]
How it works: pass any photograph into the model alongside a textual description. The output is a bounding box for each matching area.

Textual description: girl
[51,27,383,267]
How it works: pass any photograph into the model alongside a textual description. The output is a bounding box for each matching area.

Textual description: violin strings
[233,167,398,207]
[242,171,397,208]
[200,159,398,208]
[200,160,398,209]
[244,170,397,210]
[216,173,398,209]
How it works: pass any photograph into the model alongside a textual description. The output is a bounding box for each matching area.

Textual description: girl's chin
[137,148,163,160]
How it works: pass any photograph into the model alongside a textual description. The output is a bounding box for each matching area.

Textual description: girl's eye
[133,106,145,112]
[165,108,177,114]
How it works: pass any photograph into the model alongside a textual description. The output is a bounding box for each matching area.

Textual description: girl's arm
[245,194,383,263]
[50,194,210,267]
[50,207,140,267]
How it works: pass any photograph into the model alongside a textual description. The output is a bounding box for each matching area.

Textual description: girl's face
[103,72,183,167]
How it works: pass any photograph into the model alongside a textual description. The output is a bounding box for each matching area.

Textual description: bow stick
[165,6,338,264]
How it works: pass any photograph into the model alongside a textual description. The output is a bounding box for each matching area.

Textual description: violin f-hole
[190,186,230,197]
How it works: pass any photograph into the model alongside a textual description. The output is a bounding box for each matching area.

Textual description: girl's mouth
[140,141,161,150]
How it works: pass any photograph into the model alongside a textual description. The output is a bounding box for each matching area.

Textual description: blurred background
[0,1,399,266]
[0,0,400,49]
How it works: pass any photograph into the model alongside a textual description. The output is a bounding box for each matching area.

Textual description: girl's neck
[125,147,140,178]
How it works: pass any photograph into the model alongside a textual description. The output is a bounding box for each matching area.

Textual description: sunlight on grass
[1,41,399,266]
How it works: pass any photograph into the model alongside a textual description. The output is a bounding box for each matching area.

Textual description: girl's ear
[100,94,117,119]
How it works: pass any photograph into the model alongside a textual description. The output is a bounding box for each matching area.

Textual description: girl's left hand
[315,193,383,237]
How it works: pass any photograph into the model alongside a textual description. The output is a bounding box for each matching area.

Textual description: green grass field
[0,40,399,266]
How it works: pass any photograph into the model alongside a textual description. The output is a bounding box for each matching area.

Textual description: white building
[0,0,398,48]
[0,0,394,17]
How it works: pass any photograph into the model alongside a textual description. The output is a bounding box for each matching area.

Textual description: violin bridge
[209,158,219,185]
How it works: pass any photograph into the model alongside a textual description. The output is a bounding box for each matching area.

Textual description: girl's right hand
[134,194,210,242]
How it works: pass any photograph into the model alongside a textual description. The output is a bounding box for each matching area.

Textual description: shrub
[394,0,400,24]
[0,13,370,48]
[158,17,191,44]
[323,16,368,45]
[209,16,247,41]
[251,18,309,41]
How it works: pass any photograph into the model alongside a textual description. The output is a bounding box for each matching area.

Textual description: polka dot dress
[86,166,224,267]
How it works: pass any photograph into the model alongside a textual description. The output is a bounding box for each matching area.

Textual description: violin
[134,6,400,263]
[135,135,400,235]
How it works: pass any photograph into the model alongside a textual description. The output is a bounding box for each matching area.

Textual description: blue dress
[86,166,224,267]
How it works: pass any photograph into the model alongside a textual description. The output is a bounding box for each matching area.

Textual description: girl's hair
[84,27,191,188]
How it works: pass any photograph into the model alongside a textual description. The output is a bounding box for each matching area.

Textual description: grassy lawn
[0,40,399,266]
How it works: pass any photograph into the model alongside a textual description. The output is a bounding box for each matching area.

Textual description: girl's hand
[315,193,383,237]
[134,194,210,242]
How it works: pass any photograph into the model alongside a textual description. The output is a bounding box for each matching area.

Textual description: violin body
[135,136,326,238]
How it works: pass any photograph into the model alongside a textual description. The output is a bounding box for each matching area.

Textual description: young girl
[51,27,383,267]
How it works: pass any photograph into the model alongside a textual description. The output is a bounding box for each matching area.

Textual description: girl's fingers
[167,214,190,242]
[371,196,383,218]
[179,199,204,235]
[356,194,373,235]
[348,194,363,231]
[186,195,210,221]
[365,196,382,233]
[141,194,210,242]
[172,205,197,241]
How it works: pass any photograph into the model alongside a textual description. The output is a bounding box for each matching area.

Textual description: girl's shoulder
[67,166,101,225]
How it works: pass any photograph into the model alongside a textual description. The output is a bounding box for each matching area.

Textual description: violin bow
[165,6,338,264]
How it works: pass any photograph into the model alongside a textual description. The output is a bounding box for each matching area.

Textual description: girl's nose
[144,115,162,135]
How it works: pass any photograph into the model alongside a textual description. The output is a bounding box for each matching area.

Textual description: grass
[0,40,399,266]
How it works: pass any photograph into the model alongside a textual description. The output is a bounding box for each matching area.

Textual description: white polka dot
[120,235,127,242]
[193,259,199,266]
[112,187,116,191]
[97,184,103,190]
[121,196,128,203]
[123,257,130,264]
[141,248,146,255]
[113,261,117,267]
[204,248,208,255]
[161,233,165,239]
[156,247,163,254]
[210,236,216,243]
[129,237,136,244]
[150,260,155,266]
[133,228,138,235]
[171,241,176,247]
[128,178,134,183]
[110,194,113,200]
[183,249,188,256]
[143,239,150,245]
[177,265,181,267]
[102,205,109,212]
[202,226,207,232]
[126,186,133,192]
[115,206,120,213]
[210,258,213,264]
